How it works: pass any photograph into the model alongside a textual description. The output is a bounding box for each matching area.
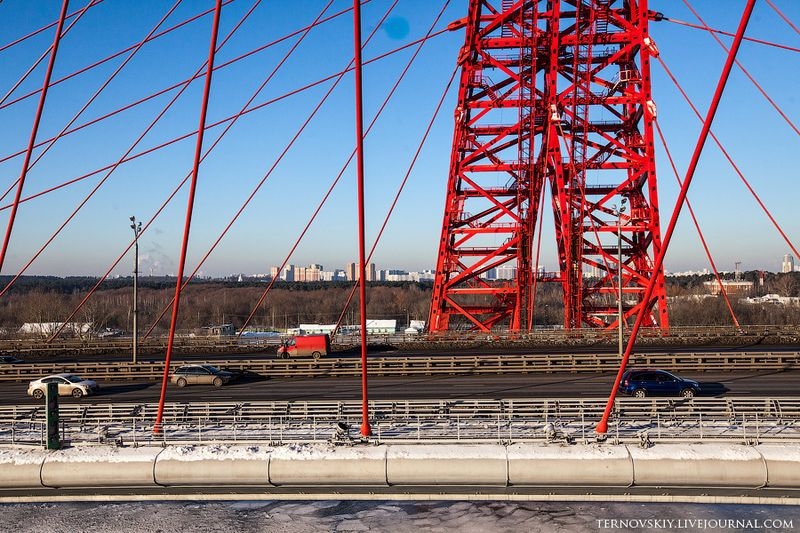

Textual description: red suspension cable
[682,0,800,138]
[0,0,100,108]
[0,0,105,53]
[0,0,236,112]
[47,15,446,341]
[0,0,70,274]
[596,0,756,435]
[139,0,338,339]
[656,55,800,263]
[765,0,800,36]
[654,120,740,328]
[663,17,800,54]
[154,0,223,434]
[5,0,263,314]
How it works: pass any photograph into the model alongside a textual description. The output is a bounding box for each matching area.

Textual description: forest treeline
[0,271,797,335]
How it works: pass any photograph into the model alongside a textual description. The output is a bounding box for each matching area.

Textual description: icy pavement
[3,500,798,533]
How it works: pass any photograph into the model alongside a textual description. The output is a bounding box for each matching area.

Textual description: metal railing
[1,324,799,358]
[0,350,797,382]
[2,397,799,447]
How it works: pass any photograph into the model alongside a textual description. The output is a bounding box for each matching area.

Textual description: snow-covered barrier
[40,447,162,488]
[758,444,800,488]
[0,447,47,488]
[508,443,634,486]
[386,444,508,485]
[1,443,800,491]
[154,444,272,486]
[269,444,387,485]
[629,444,767,487]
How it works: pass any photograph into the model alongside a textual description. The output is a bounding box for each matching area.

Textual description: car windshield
[202,365,220,373]
[64,375,84,383]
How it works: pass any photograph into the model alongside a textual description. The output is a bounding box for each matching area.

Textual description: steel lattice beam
[430,0,668,332]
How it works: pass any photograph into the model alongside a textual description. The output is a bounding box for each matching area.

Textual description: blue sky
[0,0,798,277]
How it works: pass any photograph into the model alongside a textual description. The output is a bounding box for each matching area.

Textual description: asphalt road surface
[3,369,798,405]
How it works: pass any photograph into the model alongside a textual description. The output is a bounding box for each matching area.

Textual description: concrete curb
[1,442,799,490]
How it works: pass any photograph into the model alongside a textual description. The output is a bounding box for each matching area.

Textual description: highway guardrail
[0,350,797,382]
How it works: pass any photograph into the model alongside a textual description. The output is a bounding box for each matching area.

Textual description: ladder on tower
[595,0,611,35]
[501,0,515,37]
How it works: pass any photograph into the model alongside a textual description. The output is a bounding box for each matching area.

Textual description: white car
[27,374,99,399]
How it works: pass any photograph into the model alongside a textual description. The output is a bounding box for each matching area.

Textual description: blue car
[618,369,701,398]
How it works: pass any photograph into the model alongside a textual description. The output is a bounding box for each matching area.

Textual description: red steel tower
[429,0,668,332]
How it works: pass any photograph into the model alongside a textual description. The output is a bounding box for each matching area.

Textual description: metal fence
[3,397,799,447]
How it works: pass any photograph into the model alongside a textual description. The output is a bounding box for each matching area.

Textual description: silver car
[171,364,234,388]
[27,374,99,399]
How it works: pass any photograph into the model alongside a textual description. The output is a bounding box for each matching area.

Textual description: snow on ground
[2,500,799,533]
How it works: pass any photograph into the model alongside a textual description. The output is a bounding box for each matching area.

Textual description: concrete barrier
[40,446,162,488]
[269,443,388,486]
[155,444,272,486]
[508,443,633,486]
[386,444,507,486]
[629,443,767,487]
[758,444,800,488]
[0,447,47,488]
[2,442,800,493]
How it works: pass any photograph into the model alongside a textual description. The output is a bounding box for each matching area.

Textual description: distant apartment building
[282,264,295,282]
[346,262,357,281]
[345,262,375,281]
[782,254,795,273]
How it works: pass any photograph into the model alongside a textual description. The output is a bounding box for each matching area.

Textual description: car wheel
[632,389,646,398]
[176,377,187,388]
[312,351,322,360]
[212,377,223,388]
[72,388,84,399]
[32,388,44,400]
[681,388,696,398]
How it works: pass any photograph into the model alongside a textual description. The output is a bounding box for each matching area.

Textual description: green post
[45,381,59,450]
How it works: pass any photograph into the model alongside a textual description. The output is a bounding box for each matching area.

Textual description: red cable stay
[0,0,352,169]
[597,0,757,435]
[0,0,101,108]
[138,0,342,339]
[682,0,800,139]
[139,0,450,341]
[0,27,450,205]
[656,55,800,265]
[42,25,451,341]
[0,0,105,54]
[0,0,236,112]
[154,0,224,434]
[37,0,265,339]
[236,2,452,337]
[765,0,800,36]
[331,66,457,341]
[654,120,740,329]
[0,0,70,274]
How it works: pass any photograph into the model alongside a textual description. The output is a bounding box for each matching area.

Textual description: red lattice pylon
[429,0,668,332]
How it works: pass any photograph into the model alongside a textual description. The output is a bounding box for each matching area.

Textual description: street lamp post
[130,216,142,364]
[613,200,627,359]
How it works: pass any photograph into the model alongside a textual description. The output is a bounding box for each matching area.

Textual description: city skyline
[0,2,797,279]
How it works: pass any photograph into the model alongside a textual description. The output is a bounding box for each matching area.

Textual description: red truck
[277,334,330,360]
